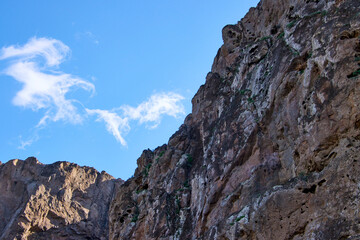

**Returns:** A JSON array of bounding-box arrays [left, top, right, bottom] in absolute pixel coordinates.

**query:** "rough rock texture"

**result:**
[[109, 0, 360, 239], [0, 157, 119, 240], [2, 0, 360, 239]]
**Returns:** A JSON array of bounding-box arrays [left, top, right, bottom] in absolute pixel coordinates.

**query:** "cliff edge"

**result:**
[[109, 0, 360, 239], [1, 0, 360, 239]]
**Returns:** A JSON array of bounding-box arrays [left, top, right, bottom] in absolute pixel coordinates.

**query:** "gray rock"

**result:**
[[0, 158, 121, 240], [2, 0, 360, 239]]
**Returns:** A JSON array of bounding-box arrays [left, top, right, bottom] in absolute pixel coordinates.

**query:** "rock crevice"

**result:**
[[1, 0, 360, 239]]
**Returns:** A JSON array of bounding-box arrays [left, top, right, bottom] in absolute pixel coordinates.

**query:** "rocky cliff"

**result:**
[[2, 0, 360, 239], [109, 0, 360, 239], [0, 158, 119, 240]]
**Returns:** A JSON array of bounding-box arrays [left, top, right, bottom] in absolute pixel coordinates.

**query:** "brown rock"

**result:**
[[2, 0, 360, 239], [0, 157, 120, 240], [109, 0, 360, 239]]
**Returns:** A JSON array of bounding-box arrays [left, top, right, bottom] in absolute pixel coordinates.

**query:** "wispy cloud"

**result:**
[[18, 134, 39, 150], [0, 37, 69, 66], [86, 108, 130, 146], [0, 37, 95, 126], [87, 92, 185, 146], [1, 37, 185, 148], [121, 92, 185, 128]]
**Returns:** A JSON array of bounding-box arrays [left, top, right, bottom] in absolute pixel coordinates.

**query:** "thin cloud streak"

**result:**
[[0, 37, 95, 126], [86, 108, 130, 146], [1, 37, 185, 148], [87, 92, 185, 146], [18, 134, 39, 150], [121, 92, 185, 128]]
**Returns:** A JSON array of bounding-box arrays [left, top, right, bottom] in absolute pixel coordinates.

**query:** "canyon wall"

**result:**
[[109, 0, 360, 239], [1, 0, 360, 239]]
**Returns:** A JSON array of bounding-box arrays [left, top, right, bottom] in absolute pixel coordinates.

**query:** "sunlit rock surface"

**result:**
[[109, 0, 360, 239], [2, 0, 360, 239], [0, 157, 119, 240]]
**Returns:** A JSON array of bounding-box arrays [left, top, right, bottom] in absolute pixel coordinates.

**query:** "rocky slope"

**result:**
[[1, 0, 360, 239], [109, 0, 360, 239], [0, 158, 119, 240]]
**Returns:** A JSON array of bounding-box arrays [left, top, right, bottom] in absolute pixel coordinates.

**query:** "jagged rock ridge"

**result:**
[[1, 0, 360, 239], [0, 157, 120, 240], [109, 0, 360, 239]]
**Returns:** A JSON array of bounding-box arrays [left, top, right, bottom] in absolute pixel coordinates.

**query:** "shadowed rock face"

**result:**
[[109, 0, 360, 239], [0, 157, 119, 240], [2, 0, 360, 239]]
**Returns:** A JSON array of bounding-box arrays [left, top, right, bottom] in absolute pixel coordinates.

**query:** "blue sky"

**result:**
[[0, 1, 259, 180]]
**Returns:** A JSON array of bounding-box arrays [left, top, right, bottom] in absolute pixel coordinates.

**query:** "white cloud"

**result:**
[[1, 37, 185, 148], [18, 134, 39, 150], [87, 92, 185, 146], [121, 92, 185, 128], [86, 108, 130, 146], [0, 37, 95, 126], [0, 37, 69, 66]]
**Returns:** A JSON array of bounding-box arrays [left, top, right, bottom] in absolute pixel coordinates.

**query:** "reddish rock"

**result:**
[[109, 0, 360, 239], [0, 157, 120, 240], [1, 0, 360, 239]]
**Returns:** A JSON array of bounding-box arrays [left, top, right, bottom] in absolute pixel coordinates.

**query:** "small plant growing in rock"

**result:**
[[131, 207, 140, 223], [175, 196, 181, 214], [131, 215, 138, 223], [239, 89, 251, 95], [186, 154, 193, 167], [236, 216, 245, 222], [347, 68, 360, 78], [277, 31, 285, 39], [305, 10, 326, 18], [159, 151, 165, 157], [156, 151, 165, 163], [183, 180, 190, 188], [136, 189, 145, 194], [263, 70, 270, 78], [143, 163, 152, 177], [259, 36, 271, 41], [306, 51, 313, 60], [286, 19, 298, 29]]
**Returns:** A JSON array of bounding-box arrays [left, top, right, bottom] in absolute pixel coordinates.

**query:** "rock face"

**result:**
[[0, 157, 119, 240], [109, 0, 360, 239], [2, 0, 360, 239]]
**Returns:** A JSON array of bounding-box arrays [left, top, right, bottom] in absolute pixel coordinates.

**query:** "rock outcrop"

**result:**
[[0, 157, 119, 240], [1, 0, 360, 239], [109, 0, 360, 239]]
